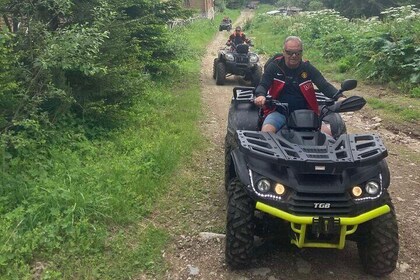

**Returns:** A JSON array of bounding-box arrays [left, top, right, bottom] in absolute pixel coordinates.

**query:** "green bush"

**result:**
[[410, 87, 420, 98], [252, 5, 420, 93], [338, 57, 353, 73]]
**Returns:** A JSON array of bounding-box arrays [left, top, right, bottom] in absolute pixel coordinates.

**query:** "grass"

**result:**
[[367, 98, 419, 122], [0, 9, 240, 280]]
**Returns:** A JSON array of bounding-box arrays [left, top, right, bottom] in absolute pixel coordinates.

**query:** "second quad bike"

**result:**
[[213, 43, 262, 87], [224, 80, 399, 277], [219, 20, 232, 31]]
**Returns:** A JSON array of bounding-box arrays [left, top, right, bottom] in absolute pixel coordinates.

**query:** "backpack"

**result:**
[[264, 53, 283, 71]]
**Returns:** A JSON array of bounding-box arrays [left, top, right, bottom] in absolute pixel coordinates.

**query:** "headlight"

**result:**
[[225, 53, 234, 61], [365, 181, 380, 195], [249, 54, 259, 63], [351, 186, 363, 197], [274, 183, 286, 196], [256, 179, 271, 193]]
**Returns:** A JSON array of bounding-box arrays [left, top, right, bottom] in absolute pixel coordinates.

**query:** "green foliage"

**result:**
[[0, 32, 20, 130], [321, 0, 419, 18], [251, 5, 420, 93], [337, 56, 354, 73], [0, 0, 190, 136], [215, 0, 227, 11], [0, 2, 216, 277], [226, 0, 247, 9], [410, 87, 420, 98]]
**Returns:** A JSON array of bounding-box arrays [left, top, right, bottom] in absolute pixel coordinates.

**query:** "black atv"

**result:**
[[224, 80, 399, 277], [219, 20, 232, 31], [213, 43, 262, 87]]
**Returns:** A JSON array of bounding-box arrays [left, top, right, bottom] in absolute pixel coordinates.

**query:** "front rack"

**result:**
[[237, 131, 387, 173]]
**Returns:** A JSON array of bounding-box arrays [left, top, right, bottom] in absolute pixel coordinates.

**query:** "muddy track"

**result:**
[[163, 10, 420, 280]]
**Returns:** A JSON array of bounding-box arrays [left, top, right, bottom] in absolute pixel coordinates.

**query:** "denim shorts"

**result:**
[[263, 111, 286, 132]]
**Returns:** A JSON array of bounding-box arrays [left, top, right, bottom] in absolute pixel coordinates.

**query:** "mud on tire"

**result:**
[[356, 194, 399, 277], [225, 178, 255, 268]]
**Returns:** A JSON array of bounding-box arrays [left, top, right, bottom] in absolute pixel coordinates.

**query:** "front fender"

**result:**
[[231, 148, 250, 186]]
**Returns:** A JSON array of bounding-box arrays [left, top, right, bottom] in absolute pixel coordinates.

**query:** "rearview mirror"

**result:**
[[341, 79, 357, 92]]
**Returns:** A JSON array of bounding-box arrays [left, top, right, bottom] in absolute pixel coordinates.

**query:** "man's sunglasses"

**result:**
[[284, 50, 303, 56]]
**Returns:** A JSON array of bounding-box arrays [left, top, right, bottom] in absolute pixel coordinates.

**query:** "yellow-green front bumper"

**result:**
[[256, 202, 390, 249]]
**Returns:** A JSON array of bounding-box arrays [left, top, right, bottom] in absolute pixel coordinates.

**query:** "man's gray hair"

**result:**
[[283, 36, 303, 49]]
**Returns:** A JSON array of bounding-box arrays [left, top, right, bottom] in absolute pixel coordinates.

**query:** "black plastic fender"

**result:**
[[231, 148, 251, 186], [227, 101, 260, 135]]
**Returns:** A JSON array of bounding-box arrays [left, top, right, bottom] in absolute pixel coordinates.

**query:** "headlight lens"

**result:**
[[351, 186, 363, 197], [256, 179, 271, 193], [225, 53, 234, 61], [249, 54, 259, 63], [274, 183, 286, 195], [365, 181, 380, 195]]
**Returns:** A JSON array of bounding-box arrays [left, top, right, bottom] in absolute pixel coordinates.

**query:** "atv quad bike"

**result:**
[[224, 80, 399, 277], [213, 43, 262, 87], [219, 20, 232, 31]]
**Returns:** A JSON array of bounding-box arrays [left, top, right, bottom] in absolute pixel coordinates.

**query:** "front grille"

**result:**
[[236, 56, 249, 63], [288, 191, 353, 216]]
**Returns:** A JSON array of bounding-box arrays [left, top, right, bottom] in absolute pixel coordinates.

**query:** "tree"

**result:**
[[0, 0, 191, 151]]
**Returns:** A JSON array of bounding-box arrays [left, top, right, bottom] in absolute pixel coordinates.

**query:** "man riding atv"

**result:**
[[223, 34, 398, 280], [213, 26, 261, 87], [254, 36, 343, 137], [226, 26, 251, 48]]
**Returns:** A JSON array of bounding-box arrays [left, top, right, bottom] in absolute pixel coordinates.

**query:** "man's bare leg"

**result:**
[[261, 124, 277, 133]]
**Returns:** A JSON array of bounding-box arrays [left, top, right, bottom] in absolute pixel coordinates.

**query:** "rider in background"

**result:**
[[222, 16, 232, 24], [226, 26, 251, 47], [254, 36, 343, 134]]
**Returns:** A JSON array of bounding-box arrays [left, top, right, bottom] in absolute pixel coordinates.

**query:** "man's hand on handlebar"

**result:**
[[254, 96, 266, 107]]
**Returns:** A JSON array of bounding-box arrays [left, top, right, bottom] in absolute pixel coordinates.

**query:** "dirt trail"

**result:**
[[163, 10, 420, 280]]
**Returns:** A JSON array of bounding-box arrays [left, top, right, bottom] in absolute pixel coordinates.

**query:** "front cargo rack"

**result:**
[[237, 130, 387, 173]]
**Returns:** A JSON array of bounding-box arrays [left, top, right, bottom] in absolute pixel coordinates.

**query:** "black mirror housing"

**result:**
[[327, 96, 366, 113], [341, 79, 357, 92]]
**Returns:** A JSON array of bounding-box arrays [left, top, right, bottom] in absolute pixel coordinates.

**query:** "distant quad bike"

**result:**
[[219, 20, 232, 31], [247, 3, 257, 9], [213, 43, 262, 87], [224, 80, 399, 277]]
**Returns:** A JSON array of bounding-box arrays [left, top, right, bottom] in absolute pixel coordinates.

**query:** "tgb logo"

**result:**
[[314, 203, 331, 209]]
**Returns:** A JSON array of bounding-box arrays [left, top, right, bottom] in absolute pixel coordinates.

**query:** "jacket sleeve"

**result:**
[[226, 34, 233, 44], [242, 34, 249, 43], [255, 63, 276, 97], [306, 62, 338, 98]]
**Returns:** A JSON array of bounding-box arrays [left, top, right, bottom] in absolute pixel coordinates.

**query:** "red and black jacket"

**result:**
[[227, 32, 250, 46], [256, 55, 338, 118]]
